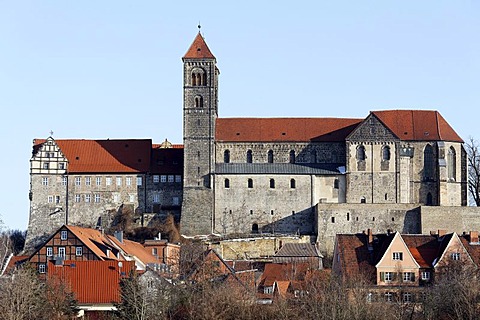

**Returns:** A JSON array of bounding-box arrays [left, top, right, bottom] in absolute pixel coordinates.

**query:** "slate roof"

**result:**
[[274, 243, 323, 258], [215, 163, 343, 175], [216, 118, 362, 142], [47, 260, 135, 304], [183, 32, 216, 59], [372, 110, 463, 142]]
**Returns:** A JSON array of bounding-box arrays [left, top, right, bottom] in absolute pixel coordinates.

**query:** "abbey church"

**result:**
[[26, 32, 469, 250]]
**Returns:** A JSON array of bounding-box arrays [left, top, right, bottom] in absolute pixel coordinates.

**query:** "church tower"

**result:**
[[180, 30, 219, 235]]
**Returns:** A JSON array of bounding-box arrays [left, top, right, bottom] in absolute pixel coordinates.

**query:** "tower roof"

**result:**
[[183, 32, 216, 59]]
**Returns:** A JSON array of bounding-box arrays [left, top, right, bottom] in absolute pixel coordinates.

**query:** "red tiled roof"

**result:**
[[216, 118, 362, 142], [66, 225, 117, 260], [107, 236, 159, 266], [183, 32, 215, 59], [1, 255, 28, 275], [259, 262, 310, 287], [402, 235, 441, 268], [47, 260, 135, 304], [34, 139, 152, 173], [372, 110, 463, 142]]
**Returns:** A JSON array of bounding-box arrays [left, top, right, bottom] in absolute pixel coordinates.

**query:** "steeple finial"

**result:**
[[49, 130, 54, 137], [198, 22, 201, 33]]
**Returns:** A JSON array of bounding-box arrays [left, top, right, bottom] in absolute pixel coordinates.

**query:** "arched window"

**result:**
[[423, 145, 434, 181], [382, 146, 391, 161], [191, 68, 206, 86], [356, 145, 366, 161], [426, 193, 433, 206], [247, 178, 253, 188], [267, 150, 274, 163], [290, 179, 296, 189], [252, 223, 259, 233], [194, 96, 203, 108], [448, 146, 456, 181], [289, 150, 295, 164], [360, 196, 366, 203], [246, 150, 253, 163], [224, 179, 230, 188], [334, 178, 339, 189], [224, 150, 230, 163], [270, 179, 275, 189]]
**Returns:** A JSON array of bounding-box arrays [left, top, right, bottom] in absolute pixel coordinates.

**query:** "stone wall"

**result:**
[[420, 206, 480, 235]]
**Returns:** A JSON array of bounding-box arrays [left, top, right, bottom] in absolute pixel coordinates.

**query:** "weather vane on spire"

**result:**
[[198, 22, 201, 33], [49, 130, 54, 137]]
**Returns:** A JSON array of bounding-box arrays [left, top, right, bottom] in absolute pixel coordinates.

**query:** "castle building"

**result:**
[[26, 31, 467, 250]]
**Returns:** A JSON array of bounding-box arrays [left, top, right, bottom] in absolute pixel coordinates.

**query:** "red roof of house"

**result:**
[[183, 32, 215, 59], [216, 118, 362, 142], [258, 262, 310, 287], [47, 260, 136, 304], [107, 235, 159, 265], [372, 110, 463, 142], [34, 139, 152, 173], [402, 235, 441, 268]]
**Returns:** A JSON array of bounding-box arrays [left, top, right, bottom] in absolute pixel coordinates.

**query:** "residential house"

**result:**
[[273, 242, 323, 269]]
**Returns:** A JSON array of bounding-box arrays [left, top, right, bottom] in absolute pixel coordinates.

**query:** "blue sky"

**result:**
[[1, 1, 479, 230]]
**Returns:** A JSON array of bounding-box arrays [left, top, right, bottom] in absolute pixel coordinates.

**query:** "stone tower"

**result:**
[[180, 31, 219, 235]]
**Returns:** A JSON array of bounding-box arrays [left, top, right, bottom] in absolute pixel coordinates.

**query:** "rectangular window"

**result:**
[[393, 252, 403, 261], [403, 272, 414, 282], [452, 252, 461, 261], [75, 194, 80, 202], [75, 177, 81, 186], [62, 177, 67, 186], [38, 264, 46, 274], [160, 175, 167, 183], [42, 177, 49, 186], [60, 230, 68, 240], [129, 194, 135, 202], [116, 177, 122, 186], [59, 163, 65, 170], [168, 175, 174, 183], [96, 177, 102, 186], [43, 162, 49, 170], [173, 197, 179, 206], [106, 177, 112, 186], [94, 194, 100, 203], [137, 177, 142, 186], [55, 195, 60, 204], [153, 175, 160, 183], [85, 194, 91, 203], [175, 175, 182, 183], [403, 292, 413, 303], [153, 193, 160, 203], [385, 272, 393, 282], [385, 292, 393, 302], [75, 247, 83, 256], [421, 271, 430, 281], [152, 248, 158, 255], [58, 247, 66, 257], [85, 177, 91, 186], [46, 247, 53, 257], [113, 194, 120, 202], [48, 196, 53, 203], [126, 176, 132, 186]]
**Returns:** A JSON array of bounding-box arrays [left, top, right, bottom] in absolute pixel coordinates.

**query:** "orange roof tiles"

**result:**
[[372, 110, 463, 142], [108, 236, 159, 265], [47, 260, 135, 304], [66, 225, 117, 260], [34, 139, 152, 173], [216, 118, 362, 142], [183, 32, 216, 59], [402, 235, 440, 268]]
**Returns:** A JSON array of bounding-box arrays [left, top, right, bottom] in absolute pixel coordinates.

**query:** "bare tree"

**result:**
[[466, 137, 480, 206]]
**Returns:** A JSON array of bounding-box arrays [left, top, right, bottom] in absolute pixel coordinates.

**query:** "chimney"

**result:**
[[438, 229, 447, 238], [470, 231, 479, 244], [367, 229, 373, 250], [114, 230, 124, 243]]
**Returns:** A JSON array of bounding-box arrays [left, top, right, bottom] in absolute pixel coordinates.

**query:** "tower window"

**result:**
[[290, 179, 296, 189], [448, 146, 456, 181], [270, 179, 275, 189], [224, 150, 230, 163], [248, 179, 253, 188], [382, 145, 391, 161], [267, 150, 274, 163], [195, 96, 203, 108], [224, 179, 230, 188], [246, 150, 253, 163], [357, 145, 366, 161], [289, 150, 295, 164], [423, 144, 434, 181], [334, 178, 339, 189]]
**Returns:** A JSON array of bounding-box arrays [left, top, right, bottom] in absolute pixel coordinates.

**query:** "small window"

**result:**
[[58, 247, 66, 257], [175, 175, 182, 183], [136, 177, 143, 186], [106, 177, 112, 186], [94, 194, 100, 203], [129, 194, 135, 202], [384, 272, 393, 282], [43, 162, 49, 170], [160, 175, 167, 183], [267, 150, 274, 163], [382, 145, 391, 161], [42, 177, 49, 186], [421, 271, 430, 281], [153, 175, 159, 183], [334, 178, 339, 189], [168, 175, 174, 183], [76, 247, 83, 256], [246, 150, 253, 163], [153, 193, 160, 203], [62, 177, 67, 186], [224, 178, 230, 188], [356, 145, 366, 161], [385, 292, 393, 302], [46, 247, 53, 257], [75, 177, 81, 186], [224, 150, 230, 163], [85, 194, 91, 203], [403, 272, 414, 282], [290, 179, 296, 189], [96, 177, 102, 186], [85, 177, 91, 186], [250, 210, 254, 215], [452, 252, 461, 261], [38, 264, 46, 274], [126, 177, 132, 186], [403, 292, 413, 303], [55, 195, 60, 204], [59, 163, 65, 170], [361, 197, 366, 203], [60, 230, 68, 240], [48, 195, 53, 203], [116, 177, 122, 186], [75, 194, 80, 202], [269, 179, 275, 189], [331, 217, 335, 223], [248, 179, 253, 188], [393, 252, 403, 261]]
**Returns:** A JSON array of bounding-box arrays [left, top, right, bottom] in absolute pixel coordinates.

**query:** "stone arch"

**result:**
[[191, 67, 206, 86]]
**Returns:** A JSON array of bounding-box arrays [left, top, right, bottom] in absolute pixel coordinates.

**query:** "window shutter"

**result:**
[[380, 272, 385, 281], [392, 272, 397, 281], [411, 272, 415, 282]]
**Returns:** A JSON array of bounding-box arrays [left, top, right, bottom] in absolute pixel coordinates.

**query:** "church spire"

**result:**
[[183, 30, 216, 60]]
